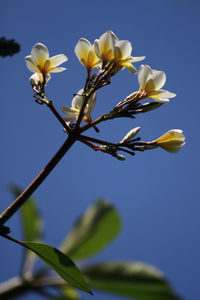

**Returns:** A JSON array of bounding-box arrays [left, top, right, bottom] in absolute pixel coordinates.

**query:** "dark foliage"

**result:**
[[0, 37, 20, 57]]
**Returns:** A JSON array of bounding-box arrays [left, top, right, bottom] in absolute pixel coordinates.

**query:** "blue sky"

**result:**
[[1, 1, 200, 300]]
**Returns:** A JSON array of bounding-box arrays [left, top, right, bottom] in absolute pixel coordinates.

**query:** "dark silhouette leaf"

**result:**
[[0, 37, 20, 57]]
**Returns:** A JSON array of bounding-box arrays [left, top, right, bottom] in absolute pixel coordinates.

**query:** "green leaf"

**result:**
[[83, 261, 183, 300], [60, 199, 121, 261], [9, 184, 43, 272], [9, 184, 42, 242], [22, 241, 92, 295]]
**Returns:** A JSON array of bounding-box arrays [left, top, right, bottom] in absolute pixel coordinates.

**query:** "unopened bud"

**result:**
[[116, 154, 126, 161], [145, 129, 185, 153], [126, 91, 138, 101], [120, 127, 141, 143], [29, 73, 43, 93], [140, 102, 163, 112]]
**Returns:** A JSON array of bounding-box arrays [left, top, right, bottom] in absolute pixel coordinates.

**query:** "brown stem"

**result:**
[[47, 101, 71, 133], [75, 92, 92, 130], [0, 276, 30, 299], [84, 70, 91, 92], [0, 275, 68, 300], [74, 69, 109, 131], [0, 134, 76, 226], [33, 95, 71, 134], [79, 139, 98, 150], [79, 134, 115, 146], [74, 71, 93, 130], [80, 114, 107, 133]]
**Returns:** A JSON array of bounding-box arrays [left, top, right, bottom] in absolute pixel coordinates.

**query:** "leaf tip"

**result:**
[[89, 289, 93, 295]]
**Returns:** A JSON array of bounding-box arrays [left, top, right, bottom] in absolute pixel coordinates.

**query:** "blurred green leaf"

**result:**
[[9, 184, 42, 242], [22, 242, 92, 295], [9, 184, 43, 273], [83, 261, 183, 300], [60, 199, 121, 261], [59, 285, 80, 300]]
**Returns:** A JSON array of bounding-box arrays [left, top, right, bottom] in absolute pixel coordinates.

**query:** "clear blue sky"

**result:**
[[1, 1, 200, 300]]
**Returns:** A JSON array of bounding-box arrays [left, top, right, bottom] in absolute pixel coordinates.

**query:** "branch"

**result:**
[[0, 277, 30, 299]]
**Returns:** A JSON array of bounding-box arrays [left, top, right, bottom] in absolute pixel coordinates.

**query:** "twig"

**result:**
[[33, 95, 71, 134]]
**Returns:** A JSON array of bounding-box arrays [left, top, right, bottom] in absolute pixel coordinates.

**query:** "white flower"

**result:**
[[61, 89, 96, 123], [75, 38, 101, 71], [25, 43, 68, 81], [94, 30, 145, 73], [138, 65, 176, 103], [146, 129, 185, 153], [94, 31, 118, 66]]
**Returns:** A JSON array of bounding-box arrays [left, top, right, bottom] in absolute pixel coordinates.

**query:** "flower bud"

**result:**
[[29, 72, 43, 93], [120, 127, 141, 143], [116, 154, 126, 161], [139, 102, 163, 112], [145, 129, 185, 153]]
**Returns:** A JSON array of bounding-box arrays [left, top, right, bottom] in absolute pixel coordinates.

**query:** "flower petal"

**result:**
[[63, 114, 79, 122], [159, 141, 185, 153], [61, 106, 80, 114], [128, 56, 146, 63], [87, 91, 96, 112], [31, 43, 49, 67], [94, 39, 100, 58], [98, 30, 117, 61], [114, 40, 132, 60], [92, 60, 102, 69], [75, 38, 91, 66], [156, 129, 185, 143], [25, 56, 40, 72], [87, 48, 100, 70], [146, 129, 185, 153], [138, 65, 152, 90], [49, 54, 68, 68], [48, 67, 66, 73], [72, 89, 84, 110], [148, 89, 176, 101], [153, 98, 169, 103], [146, 70, 166, 91], [123, 63, 137, 74], [148, 89, 176, 98]]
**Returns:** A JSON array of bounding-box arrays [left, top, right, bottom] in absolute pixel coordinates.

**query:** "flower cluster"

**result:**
[[25, 30, 185, 157], [75, 30, 145, 74]]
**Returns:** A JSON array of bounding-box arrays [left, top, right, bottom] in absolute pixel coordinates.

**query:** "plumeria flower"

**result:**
[[25, 43, 68, 82], [146, 130, 185, 153], [94, 30, 145, 73], [75, 38, 101, 72], [94, 31, 117, 67], [61, 89, 96, 123], [138, 65, 176, 102]]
